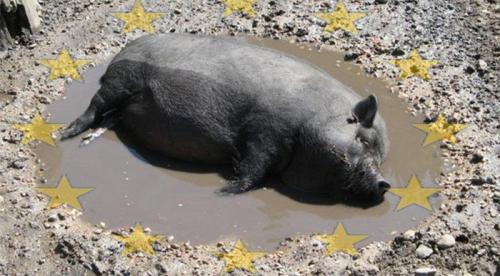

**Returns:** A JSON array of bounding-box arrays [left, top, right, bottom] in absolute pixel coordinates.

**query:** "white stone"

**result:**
[[415, 267, 437, 276], [416, 245, 433, 259], [478, 59, 488, 70], [437, 234, 455, 249], [403, 230, 416, 240]]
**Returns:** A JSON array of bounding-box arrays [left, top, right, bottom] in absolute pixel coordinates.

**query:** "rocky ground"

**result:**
[[0, 0, 499, 275]]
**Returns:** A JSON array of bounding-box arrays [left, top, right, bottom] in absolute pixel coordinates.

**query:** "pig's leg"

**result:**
[[217, 125, 295, 195]]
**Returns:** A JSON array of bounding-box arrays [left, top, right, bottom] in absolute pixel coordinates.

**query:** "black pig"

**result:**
[[61, 34, 390, 204]]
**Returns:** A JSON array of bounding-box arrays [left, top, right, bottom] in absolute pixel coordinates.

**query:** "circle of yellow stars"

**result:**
[[8, 0, 470, 267]]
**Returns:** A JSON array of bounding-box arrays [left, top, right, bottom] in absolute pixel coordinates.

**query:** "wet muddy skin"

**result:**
[[35, 37, 442, 250]]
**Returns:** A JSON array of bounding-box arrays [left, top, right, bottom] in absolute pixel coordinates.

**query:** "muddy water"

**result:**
[[35, 37, 442, 250]]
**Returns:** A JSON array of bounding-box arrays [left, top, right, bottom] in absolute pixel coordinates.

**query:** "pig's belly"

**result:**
[[117, 98, 234, 164]]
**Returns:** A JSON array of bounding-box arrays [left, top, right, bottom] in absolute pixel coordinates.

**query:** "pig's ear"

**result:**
[[352, 94, 378, 128]]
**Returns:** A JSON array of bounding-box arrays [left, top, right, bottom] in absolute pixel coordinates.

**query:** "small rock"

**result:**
[[10, 160, 25, 169], [57, 213, 65, 221], [415, 267, 437, 276], [464, 65, 475, 74], [375, 0, 388, 3], [470, 153, 483, 163], [391, 48, 405, 57], [477, 248, 486, 256], [91, 261, 108, 274], [437, 234, 455, 249], [47, 214, 58, 222], [0, 195, 4, 204], [155, 262, 168, 273], [344, 51, 360, 61], [416, 245, 433, 259], [93, 228, 103, 234], [295, 28, 308, 37], [403, 230, 416, 240], [478, 59, 488, 70]]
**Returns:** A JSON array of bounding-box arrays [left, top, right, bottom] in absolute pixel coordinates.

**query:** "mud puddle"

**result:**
[[35, 37, 442, 250]]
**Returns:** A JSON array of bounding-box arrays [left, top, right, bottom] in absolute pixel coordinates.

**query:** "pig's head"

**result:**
[[281, 94, 390, 206], [335, 94, 390, 204]]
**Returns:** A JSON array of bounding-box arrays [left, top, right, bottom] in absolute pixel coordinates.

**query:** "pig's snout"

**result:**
[[376, 178, 391, 195], [338, 157, 391, 204]]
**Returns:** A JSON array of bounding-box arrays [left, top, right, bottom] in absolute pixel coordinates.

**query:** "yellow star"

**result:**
[[216, 240, 265, 273], [414, 113, 466, 146], [389, 175, 441, 211], [221, 0, 256, 17], [37, 176, 92, 210], [314, 2, 366, 34], [315, 223, 368, 256], [113, 223, 162, 256], [389, 49, 439, 80], [11, 112, 64, 146], [111, 0, 165, 33], [37, 49, 90, 81]]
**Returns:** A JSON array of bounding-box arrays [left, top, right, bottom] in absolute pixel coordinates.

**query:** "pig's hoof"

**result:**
[[215, 185, 241, 196], [215, 180, 249, 196]]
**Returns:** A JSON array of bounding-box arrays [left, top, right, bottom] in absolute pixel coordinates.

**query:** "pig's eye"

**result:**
[[357, 136, 370, 146]]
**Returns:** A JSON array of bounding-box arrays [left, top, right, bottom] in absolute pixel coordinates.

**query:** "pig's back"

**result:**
[[111, 34, 361, 116]]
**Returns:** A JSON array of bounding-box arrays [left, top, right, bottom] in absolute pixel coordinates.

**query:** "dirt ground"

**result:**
[[0, 0, 498, 275]]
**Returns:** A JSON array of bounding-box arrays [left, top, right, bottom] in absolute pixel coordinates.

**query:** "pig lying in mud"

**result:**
[[61, 34, 390, 204]]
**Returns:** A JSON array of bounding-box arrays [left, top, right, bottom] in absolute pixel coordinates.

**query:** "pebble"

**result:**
[[478, 59, 488, 70], [155, 262, 168, 273], [437, 234, 455, 249], [477, 248, 486, 256], [403, 230, 416, 240], [416, 245, 433, 259], [0, 195, 4, 204], [415, 267, 437, 276], [47, 214, 58, 222], [344, 51, 359, 61], [470, 153, 484, 163]]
